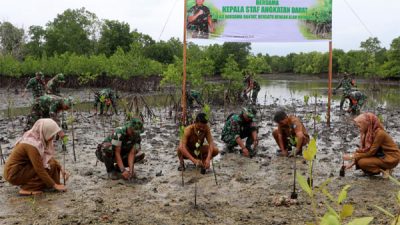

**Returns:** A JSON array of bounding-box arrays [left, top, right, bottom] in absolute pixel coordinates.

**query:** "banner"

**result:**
[[186, 0, 332, 42]]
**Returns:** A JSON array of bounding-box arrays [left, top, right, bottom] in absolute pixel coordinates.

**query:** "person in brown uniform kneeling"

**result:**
[[273, 110, 310, 157], [3, 119, 68, 195], [177, 113, 219, 174], [343, 112, 400, 178]]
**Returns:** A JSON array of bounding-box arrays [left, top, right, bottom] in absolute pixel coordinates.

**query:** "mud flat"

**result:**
[[0, 89, 400, 225]]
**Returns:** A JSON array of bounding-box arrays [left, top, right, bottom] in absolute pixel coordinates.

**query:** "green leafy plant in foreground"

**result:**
[[297, 138, 374, 225], [373, 176, 400, 224]]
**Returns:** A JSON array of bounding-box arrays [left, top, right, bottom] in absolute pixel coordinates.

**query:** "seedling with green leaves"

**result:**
[[297, 138, 374, 225], [373, 175, 400, 225]]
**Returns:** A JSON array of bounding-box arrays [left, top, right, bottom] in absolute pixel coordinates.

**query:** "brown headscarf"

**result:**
[[354, 112, 384, 153], [15, 119, 61, 169]]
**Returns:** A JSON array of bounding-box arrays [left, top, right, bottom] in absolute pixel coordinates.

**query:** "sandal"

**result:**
[[19, 189, 43, 196]]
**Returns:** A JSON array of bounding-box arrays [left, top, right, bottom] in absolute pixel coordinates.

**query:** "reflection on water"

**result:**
[[257, 78, 400, 109]]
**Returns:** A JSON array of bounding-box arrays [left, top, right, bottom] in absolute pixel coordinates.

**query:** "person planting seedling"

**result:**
[[272, 110, 310, 157], [177, 113, 219, 174], [342, 112, 400, 178], [221, 107, 258, 157], [94, 88, 119, 115], [95, 118, 145, 180]]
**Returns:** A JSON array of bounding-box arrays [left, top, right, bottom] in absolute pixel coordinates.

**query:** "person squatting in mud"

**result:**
[[96, 118, 145, 180], [3, 119, 68, 195], [347, 90, 367, 115], [273, 110, 310, 157], [333, 72, 356, 111], [22, 71, 46, 99], [46, 73, 66, 96], [342, 112, 400, 178], [94, 88, 119, 115], [221, 107, 259, 157], [186, 89, 204, 108], [26, 94, 73, 130], [177, 113, 219, 174]]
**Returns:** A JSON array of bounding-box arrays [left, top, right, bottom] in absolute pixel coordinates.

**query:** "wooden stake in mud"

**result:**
[[291, 148, 298, 199], [181, 0, 188, 126], [181, 166, 185, 187], [211, 159, 218, 186], [61, 139, 67, 185], [327, 41, 333, 127], [0, 144, 5, 165]]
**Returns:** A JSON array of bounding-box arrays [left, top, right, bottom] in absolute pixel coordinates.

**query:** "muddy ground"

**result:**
[[0, 89, 400, 225]]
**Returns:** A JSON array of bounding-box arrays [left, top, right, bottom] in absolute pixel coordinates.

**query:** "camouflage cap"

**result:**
[[35, 71, 44, 78], [242, 107, 256, 120], [129, 118, 144, 133], [56, 73, 66, 82]]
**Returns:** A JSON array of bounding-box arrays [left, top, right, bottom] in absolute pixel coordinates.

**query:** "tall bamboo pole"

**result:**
[[327, 41, 333, 127], [181, 0, 188, 125]]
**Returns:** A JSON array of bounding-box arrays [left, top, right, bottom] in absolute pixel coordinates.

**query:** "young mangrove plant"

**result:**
[[297, 138, 374, 225], [373, 175, 400, 224]]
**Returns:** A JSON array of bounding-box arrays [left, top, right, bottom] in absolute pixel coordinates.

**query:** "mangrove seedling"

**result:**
[[298, 138, 374, 225]]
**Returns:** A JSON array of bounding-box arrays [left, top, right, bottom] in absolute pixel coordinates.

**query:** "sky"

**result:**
[[0, 0, 399, 56]]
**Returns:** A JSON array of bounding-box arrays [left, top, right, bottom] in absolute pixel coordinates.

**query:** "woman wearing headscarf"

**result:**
[[343, 112, 400, 177], [4, 118, 68, 195]]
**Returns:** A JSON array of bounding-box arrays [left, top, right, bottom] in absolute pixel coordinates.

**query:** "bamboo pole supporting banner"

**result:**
[[327, 41, 333, 127], [181, 0, 188, 125]]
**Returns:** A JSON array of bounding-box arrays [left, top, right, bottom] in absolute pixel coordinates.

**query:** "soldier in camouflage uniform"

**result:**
[[26, 95, 73, 130], [46, 73, 65, 96], [187, 0, 214, 39], [347, 90, 367, 115], [95, 118, 145, 180], [244, 75, 261, 104], [221, 107, 259, 157], [23, 72, 46, 98], [273, 110, 310, 157], [334, 73, 356, 110], [94, 88, 118, 115], [186, 90, 203, 108]]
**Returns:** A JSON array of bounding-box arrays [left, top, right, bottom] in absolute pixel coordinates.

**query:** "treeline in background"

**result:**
[[0, 8, 399, 87]]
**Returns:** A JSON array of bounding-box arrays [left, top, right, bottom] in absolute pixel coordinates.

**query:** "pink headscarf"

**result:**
[[354, 112, 384, 153], [15, 119, 61, 169]]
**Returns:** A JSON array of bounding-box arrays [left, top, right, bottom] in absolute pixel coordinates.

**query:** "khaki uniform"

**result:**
[[4, 143, 61, 191], [355, 130, 400, 174]]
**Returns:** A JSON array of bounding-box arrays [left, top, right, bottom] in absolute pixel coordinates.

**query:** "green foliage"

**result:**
[[179, 125, 185, 139], [297, 172, 312, 196], [98, 20, 133, 56], [44, 8, 99, 56], [246, 55, 271, 75], [203, 104, 211, 121], [304, 95, 310, 106], [0, 54, 21, 77], [0, 21, 25, 59], [374, 175, 400, 224], [303, 138, 317, 161], [298, 138, 374, 225]]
